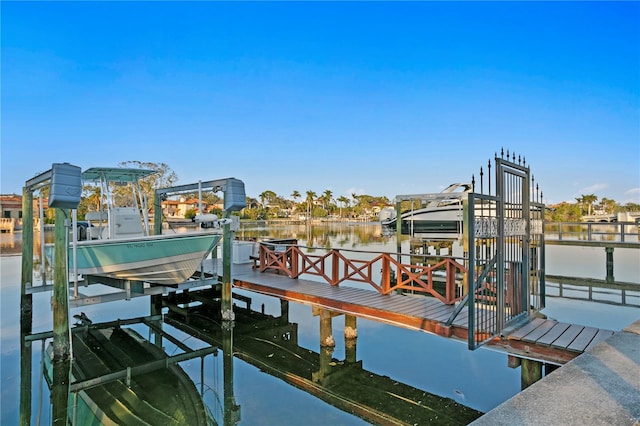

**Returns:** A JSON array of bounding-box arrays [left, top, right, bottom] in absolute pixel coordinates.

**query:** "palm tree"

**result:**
[[291, 190, 301, 214], [305, 190, 317, 220], [600, 197, 617, 214], [337, 195, 349, 219], [582, 194, 598, 216], [259, 191, 268, 209], [258, 190, 277, 209], [322, 189, 333, 213]]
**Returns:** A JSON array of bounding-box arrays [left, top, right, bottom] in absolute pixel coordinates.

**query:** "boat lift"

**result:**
[[153, 177, 246, 321]]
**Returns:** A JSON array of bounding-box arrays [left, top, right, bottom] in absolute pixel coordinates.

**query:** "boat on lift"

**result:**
[[379, 183, 472, 236], [70, 167, 223, 285]]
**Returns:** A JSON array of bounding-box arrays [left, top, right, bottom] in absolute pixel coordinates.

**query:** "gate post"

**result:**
[[495, 160, 506, 332]]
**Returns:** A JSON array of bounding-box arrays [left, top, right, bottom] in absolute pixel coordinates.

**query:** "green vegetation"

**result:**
[[548, 194, 640, 222], [34, 161, 640, 223], [239, 189, 390, 221]]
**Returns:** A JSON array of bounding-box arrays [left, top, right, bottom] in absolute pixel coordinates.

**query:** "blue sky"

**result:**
[[2, 1, 639, 205]]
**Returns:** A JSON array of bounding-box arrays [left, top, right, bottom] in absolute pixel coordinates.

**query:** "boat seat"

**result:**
[[111, 207, 145, 238], [86, 211, 108, 221]]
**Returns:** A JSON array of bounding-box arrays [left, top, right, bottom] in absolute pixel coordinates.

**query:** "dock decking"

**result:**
[[231, 263, 614, 364], [472, 320, 640, 425]]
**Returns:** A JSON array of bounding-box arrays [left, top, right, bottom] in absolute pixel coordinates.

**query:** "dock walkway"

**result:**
[[471, 320, 640, 425], [230, 262, 614, 364]]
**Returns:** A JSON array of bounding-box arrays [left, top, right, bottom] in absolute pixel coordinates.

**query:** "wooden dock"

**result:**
[[232, 263, 614, 365]]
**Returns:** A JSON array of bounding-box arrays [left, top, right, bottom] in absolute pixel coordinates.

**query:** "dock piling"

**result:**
[[20, 187, 33, 330], [319, 309, 335, 348], [52, 208, 70, 362], [605, 247, 615, 283], [345, 315, 357, 364], [520, 358, 543, 389], [221, 219, 234, 321]]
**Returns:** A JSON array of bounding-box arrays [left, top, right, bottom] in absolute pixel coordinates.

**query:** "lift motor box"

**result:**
[[49, 163, 82, 209], [224, 178, 247, 212]]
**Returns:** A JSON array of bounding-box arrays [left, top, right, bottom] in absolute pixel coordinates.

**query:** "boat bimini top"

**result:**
[[81, 167, 157, 183]]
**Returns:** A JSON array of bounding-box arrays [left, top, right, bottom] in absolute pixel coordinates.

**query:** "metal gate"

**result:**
[[466, 151, 545, 349]]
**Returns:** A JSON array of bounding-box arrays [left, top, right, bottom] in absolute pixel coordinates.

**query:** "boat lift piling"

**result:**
[[153, 177, 246, 321], [19, 163, 81, 424], [20, 187, 34, 332], [21, 163, 82, 364]]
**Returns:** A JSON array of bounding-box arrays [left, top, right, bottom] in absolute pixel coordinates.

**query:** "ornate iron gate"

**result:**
[[466, 151, 545, 349]]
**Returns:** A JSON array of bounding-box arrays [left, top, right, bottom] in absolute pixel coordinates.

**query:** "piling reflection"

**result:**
[[21, 286, 482, 425], [164, 288, 483, 425]]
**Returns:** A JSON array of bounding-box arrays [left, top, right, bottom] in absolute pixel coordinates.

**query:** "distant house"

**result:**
[[161, 199, 181, 217], [0, 194, 23, 220], [160, 197, 223, 219], [0, 194, 23, 232]]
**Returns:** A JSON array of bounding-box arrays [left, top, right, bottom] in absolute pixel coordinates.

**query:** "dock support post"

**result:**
[[521, 358, 543, 389], [19, 331, 32, 425], [20, 186, 34, 425], [605, 247, 614, 283], [280, 299, 289, 324], [345, 315, 357, 364], [51, 358, 71, 425], [20, 187, 33, 330], [52, 208, 70, 362], [51, 208, 71, 424], [314, 311, 335, 384], [151, 294, 163, 347], [319, 309, 335, 348], [222, 321, 240, 424], [221, 219, 234, 321]]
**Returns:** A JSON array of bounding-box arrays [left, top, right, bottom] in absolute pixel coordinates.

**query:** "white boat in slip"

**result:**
[[70, 167, 222, 285], [379, 183, 473, 236]]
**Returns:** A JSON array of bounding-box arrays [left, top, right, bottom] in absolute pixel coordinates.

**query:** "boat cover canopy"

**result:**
[[82, 167, 157, 183]]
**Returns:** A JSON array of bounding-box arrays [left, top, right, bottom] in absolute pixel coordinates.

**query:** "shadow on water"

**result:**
[[23, 289, 482, 425]]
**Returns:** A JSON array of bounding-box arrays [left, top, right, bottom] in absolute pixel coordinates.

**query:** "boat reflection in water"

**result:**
[[163, 288, 482, 425], [43, 323, 217, 425], [31, 288, 481, 425]]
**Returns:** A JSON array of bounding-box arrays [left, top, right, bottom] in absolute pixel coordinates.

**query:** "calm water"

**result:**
[[1, 224, 639, 425]]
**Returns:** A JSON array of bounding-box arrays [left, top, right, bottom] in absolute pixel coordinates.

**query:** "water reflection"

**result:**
[[23, 291, 482, 425], [24, 314, 226, 425], [5, 223, 638, 425]]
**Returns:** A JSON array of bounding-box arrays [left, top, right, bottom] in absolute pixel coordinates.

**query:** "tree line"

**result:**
[[30, 161, 640, 223], [546, 194, 639, 222], [244, 189, 390, 220]]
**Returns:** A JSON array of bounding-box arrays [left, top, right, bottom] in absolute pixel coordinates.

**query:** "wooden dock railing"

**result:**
[[257, 239, 466, 304]]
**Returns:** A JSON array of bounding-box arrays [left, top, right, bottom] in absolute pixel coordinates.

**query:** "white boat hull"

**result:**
[[71, 232, 221, 285], [381, 206, 465, 234]]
